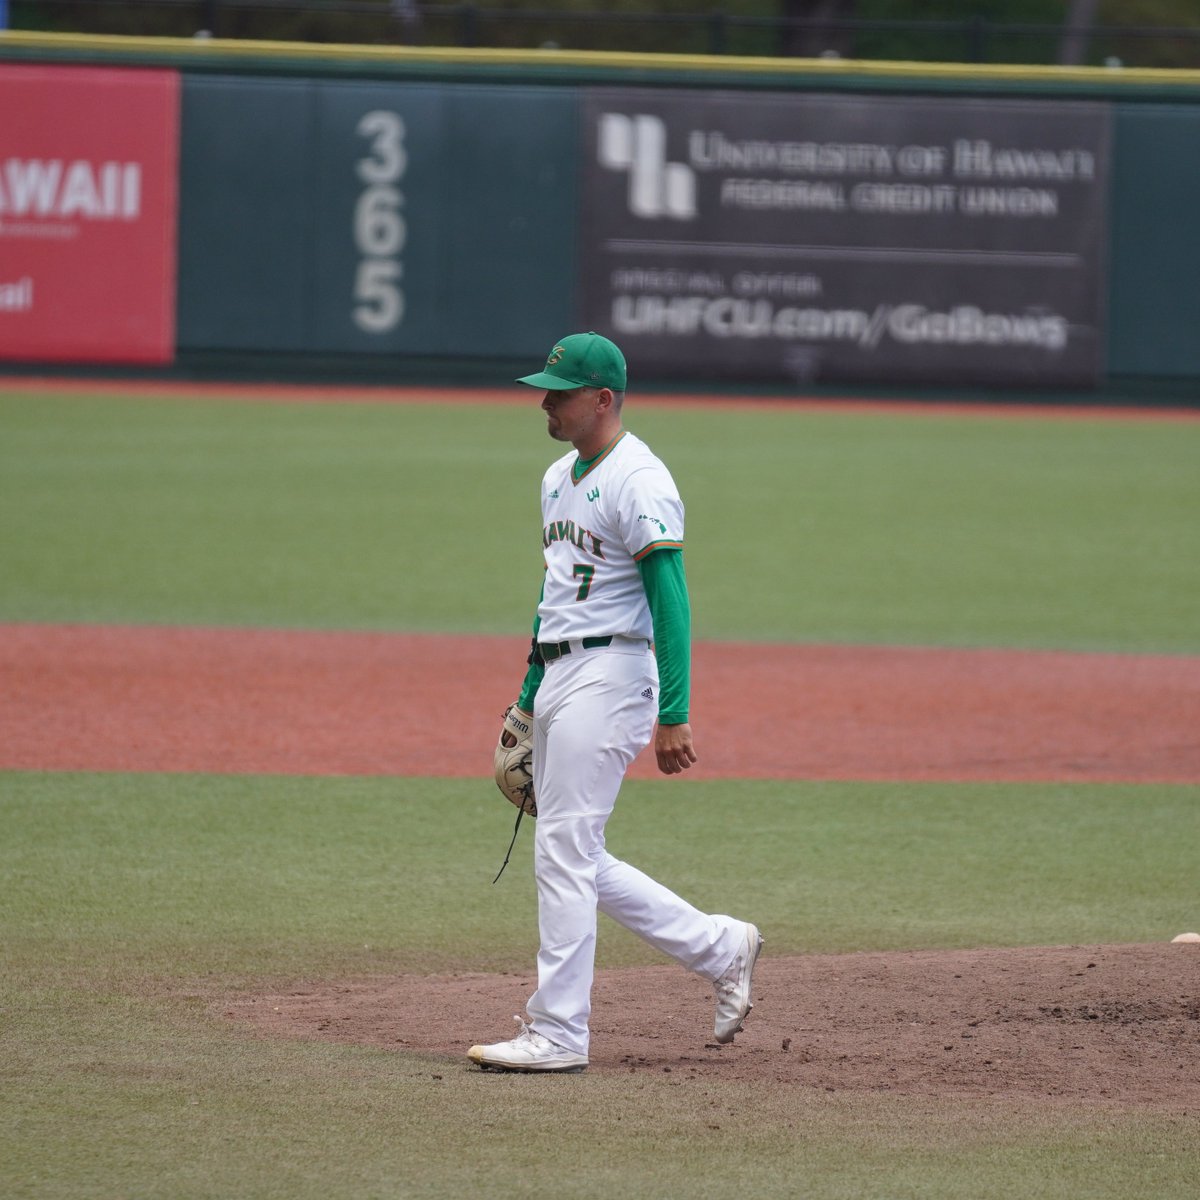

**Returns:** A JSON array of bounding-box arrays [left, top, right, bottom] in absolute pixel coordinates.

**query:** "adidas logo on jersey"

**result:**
[[641, 687, 654, 700]]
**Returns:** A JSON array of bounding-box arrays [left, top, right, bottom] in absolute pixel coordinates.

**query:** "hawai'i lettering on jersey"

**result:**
[[543, 519, 605, 558]]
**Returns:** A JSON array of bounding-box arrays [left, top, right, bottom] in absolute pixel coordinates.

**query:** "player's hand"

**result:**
[[655, 722, 697, 775]]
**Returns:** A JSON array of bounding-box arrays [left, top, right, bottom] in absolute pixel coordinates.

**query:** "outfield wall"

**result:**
[[2, 33, 1199, 394]]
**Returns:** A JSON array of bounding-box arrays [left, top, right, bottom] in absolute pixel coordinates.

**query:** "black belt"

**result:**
[[538, 636, 613, 663]]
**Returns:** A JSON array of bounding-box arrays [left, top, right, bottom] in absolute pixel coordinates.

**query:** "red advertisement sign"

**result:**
[[0, 65, 180, 363]]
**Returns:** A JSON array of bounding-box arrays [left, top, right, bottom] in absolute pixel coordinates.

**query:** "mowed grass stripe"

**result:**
[[1, 390, 1197, 651], [4, 772, 1198, 979]]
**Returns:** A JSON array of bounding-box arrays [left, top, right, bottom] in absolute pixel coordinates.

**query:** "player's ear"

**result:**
[[594, 387, 614, 413]]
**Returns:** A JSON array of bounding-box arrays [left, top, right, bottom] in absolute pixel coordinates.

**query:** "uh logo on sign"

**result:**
[[597, 113, 697, 221]]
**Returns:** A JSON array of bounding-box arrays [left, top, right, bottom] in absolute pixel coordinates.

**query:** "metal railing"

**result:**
[[9, 1, 1200, 68]]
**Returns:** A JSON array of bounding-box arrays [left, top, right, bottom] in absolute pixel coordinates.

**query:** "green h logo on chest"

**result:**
[[586, 487, 600, 503], [543, 519, 605, 559]]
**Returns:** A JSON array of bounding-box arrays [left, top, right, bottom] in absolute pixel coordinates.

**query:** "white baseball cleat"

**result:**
[[712, 922, 764, 1044], [468, 1016, 589, 1073]]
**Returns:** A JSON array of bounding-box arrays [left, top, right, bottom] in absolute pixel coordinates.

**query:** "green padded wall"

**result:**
[[1107, 104, 1200, 379], [177, 77, 578, 360]]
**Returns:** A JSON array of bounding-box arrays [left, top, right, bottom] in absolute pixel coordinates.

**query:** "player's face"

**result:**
[[541, 386, 601, 445]]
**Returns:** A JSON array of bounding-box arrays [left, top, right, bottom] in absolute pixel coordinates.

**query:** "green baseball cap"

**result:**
[[516, 332, 627, 392]]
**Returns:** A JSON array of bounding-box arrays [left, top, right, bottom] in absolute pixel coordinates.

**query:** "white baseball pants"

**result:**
[[525, 641, 744, 1056]]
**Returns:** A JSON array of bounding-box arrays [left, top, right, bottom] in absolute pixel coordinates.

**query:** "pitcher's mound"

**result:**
[[225, 942, 1199, 1106]]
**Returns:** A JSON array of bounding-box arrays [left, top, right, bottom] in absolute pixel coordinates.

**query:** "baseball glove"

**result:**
[[494, 705, 536, 817]]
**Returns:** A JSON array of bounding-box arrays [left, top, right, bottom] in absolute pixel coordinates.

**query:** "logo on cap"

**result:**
[[516, 331, 627, 392]]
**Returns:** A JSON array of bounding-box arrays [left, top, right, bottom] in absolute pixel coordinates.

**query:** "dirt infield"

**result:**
[[4, 623, 1199, 781], [224, 943, 1200, 1106], [8, 620, 1199, 1106]]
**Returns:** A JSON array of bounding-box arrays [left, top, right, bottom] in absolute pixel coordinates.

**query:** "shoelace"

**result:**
[[510, 1015, 541, 1047], [510, 1015, 559, 1054], [717, 957, 739, 982], [714, 955, 745, 997]]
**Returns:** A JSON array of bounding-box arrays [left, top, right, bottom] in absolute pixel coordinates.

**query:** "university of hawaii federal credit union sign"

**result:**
[[0, 65, 180, 363], [579, 89, 1111, 387]]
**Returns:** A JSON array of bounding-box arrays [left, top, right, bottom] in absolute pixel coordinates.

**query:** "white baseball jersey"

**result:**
[[536, 431, 683, 643]]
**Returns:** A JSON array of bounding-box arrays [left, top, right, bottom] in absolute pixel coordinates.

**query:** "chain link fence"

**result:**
[[8, 1, 1200, 67]]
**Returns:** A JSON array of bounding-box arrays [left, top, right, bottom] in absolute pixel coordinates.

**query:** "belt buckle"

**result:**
[[541, 641, 568, 662]]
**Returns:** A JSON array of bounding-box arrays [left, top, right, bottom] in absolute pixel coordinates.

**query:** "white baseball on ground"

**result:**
[[1170, 932, 1200, 943]]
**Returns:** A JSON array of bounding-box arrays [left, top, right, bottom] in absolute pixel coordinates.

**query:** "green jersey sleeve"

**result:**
[[638, 547, 691, 725]]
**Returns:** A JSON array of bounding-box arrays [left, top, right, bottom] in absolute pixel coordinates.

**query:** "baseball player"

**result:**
[[469, 332, 762, 1073]]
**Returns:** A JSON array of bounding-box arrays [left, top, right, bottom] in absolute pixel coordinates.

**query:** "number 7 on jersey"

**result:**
[[572, 563, 595, 601]]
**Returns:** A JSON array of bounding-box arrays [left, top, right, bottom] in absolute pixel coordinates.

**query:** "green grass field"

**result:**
[[1, 390, 1197, 649], [2, 387, 1198, 1198]]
